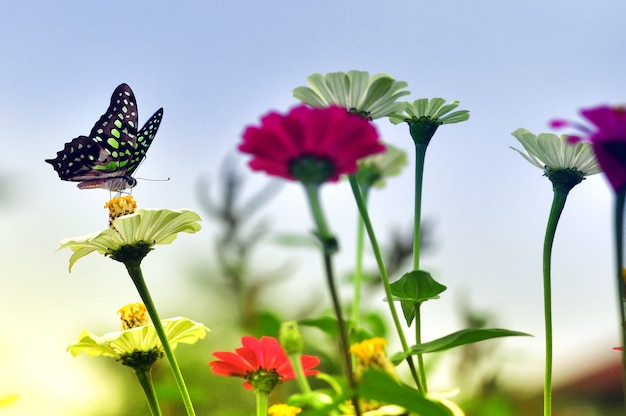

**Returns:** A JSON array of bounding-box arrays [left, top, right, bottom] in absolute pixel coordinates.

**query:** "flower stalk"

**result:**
[[302, 183, 360, 415], [256, 391, 269, 416], [134, 368, 163, 416], [411, 142, 428, 392], [348, 175, 421, 391], [614, 188, 626, 404], [541, 187, 569, 416], [123, 261, 196, 416]]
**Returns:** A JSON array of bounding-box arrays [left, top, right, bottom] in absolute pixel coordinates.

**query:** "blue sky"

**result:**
[[1, 0, 625, 414]]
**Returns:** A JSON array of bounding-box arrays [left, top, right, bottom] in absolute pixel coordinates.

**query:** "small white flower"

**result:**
[[511, 128, 601, 175], [389, 98, 470, 125]]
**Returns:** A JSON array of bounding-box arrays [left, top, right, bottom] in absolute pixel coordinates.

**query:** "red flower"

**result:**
[[239, 105, 385, 184], [209, 336, 320, 393], [551, 106, 626, 191]]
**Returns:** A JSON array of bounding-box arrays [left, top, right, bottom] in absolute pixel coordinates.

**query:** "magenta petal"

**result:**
[[238, 104, 383, 183]]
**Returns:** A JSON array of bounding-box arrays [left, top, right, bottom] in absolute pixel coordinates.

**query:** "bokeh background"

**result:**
[[1, 1, 625, 414]]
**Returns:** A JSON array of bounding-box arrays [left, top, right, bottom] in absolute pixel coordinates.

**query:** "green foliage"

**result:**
[[390, 328, 532, 364], [389, 270, 447, 326], [357, 370, 453, 416]]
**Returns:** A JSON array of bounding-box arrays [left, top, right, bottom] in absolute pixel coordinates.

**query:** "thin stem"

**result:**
[[256, 391, 268, 416], [125, 263, 196, 416], [134, 368, 162, 416], [614, 188, 626, 406], [287, 353, 312, 394], [302, 183, 361, 416], [412, 143, 428, 391], [303, 183, 334, 247], [322, 250, 361, 416], [542, 189, 569, 416], [413, 143, 426, 272], [351, 186, 368, 329], [348, 175, 422, 391]]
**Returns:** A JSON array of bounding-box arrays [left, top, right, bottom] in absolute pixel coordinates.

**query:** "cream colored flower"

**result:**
[[59, 208, 201, 271], [293, 70, 409, 119], [389, 98, 469, 125], [511, 128, 601, 175], [68, 316, 209, 361]]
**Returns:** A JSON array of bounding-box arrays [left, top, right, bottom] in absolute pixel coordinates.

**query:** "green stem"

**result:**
[[302, 183, 361, 416], [256, 391, 268, 416], [351, 187, 368, 329], [542, 189, 569, 416], [412, 143, 428, 391], [134, 368, 162, 416], [413, 143, 426, 272], [303, 183, 335, 250], [613, 188, 626, 406], [125, 263, 196, 416], [322, 251, 361, 416], [348, 175, 422, 391], [287, 353, 312, 394]]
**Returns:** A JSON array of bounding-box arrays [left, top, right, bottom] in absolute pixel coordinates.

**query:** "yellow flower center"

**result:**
[[117, 302, 148, 330], [350, 337, 398, 380], [104, 196, 137, 227], [350, 337, 387, 363], [268, 404, 302, 416]]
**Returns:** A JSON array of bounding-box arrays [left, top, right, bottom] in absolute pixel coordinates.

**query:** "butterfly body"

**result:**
[[46, 83, 163, 191]]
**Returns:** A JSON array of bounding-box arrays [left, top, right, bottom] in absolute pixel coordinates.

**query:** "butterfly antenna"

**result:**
[[135, 176, 171, 183]]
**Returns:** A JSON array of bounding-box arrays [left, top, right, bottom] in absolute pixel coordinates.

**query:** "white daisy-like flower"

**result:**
[[58, 196, 202, 271], [293, 70, 409, 120], [389, 97, 470, 125], [511, 128, 601, 175]]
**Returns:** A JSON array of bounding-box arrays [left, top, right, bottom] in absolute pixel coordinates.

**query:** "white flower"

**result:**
[[511, 128, 601, 175], [293, 70, 409, 120], [59, 207, 202, 271], [389, 98, 470, 125], [68, 316, 210, 360]]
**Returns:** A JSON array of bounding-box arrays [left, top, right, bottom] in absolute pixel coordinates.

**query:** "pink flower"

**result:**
[[209, 336, 320, 393], [551, 106, 626, 191], [239, 105, 385, 184]]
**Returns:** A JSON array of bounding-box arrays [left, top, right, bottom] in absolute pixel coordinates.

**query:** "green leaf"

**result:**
[[299, 316, 340, 337], [390, 270, 447, 302], [358, 370, 453, 416], [389, 270, 447, 326], [390, 328, 531, 363]]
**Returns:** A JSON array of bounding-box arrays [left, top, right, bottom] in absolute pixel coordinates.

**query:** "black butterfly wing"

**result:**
[[46, 84, 161, 190], [124, 107, 164, 178]]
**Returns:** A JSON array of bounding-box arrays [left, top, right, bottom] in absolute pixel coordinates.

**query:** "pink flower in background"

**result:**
[[239, 105, 385, 184], [209, 336, 320, 393], [551, 106, 626, 191]]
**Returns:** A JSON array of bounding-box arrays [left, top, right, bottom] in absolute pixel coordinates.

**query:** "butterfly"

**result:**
[[46, 83, 164, 191]]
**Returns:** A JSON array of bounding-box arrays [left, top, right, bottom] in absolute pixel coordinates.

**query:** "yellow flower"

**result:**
[[105, 195, 137, 225], [350, 338, 397, 378], [58, 204, 202, 271], [118, 302, 149, 330], [268, 403, 302, 416]]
